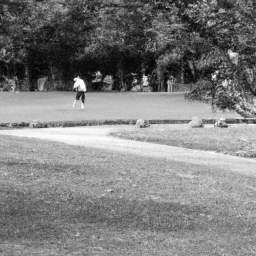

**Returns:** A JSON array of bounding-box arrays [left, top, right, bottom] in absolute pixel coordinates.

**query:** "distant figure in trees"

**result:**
[[7, 77, 16, 92], [167, 75, 175, 92], [92, 71, 103, 90], [132, 75, 138, 87], [95, 71, 102, 82], [13, 76, 19, 92], [73, 76, 87, 109], [130, 74, 142, 92], [142, 74, 149, 87]]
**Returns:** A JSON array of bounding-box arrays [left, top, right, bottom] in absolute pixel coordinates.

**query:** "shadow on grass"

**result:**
[[1, 135, 256, 255], [2, 185, 252, 244], [1, 187, 206, 242]]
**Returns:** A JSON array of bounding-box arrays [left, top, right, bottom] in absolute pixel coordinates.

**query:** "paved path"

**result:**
[[0, 124, 255, 176]]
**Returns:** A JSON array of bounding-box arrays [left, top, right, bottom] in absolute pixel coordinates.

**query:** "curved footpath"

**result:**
[[0, 124, 255, 177]]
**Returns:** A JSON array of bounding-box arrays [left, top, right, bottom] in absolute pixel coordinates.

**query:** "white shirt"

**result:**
[[74, 78, 86, 92], [142, 75, 149, 87]]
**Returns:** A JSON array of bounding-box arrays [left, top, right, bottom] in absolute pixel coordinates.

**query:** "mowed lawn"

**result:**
[[1, 135, 256, 255], [0, 91, 239, 123], [1, 91, 254, 255], [111, 124, 256, 158]]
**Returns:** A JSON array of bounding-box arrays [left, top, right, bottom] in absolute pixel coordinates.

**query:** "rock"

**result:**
[[214, 117, 228, 128], [102, 83, 112, 92], [130, 85, 142, 92], [102, 75, 113, 91], [37, 77, 48, 91], [142, 86, 153, 92], [136, 119, 150, 128], [189, 116, 204, 128], [103, 75, 113, 85], [29, 120, 40, 128], [120, 87, 127, 92]]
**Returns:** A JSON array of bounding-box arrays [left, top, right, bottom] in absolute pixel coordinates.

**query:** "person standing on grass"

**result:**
[[167, 75, 175, 92], [73, 76, 87, 109]]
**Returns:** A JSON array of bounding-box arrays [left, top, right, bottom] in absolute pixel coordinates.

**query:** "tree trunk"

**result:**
[[116, 52, 124, 91], [23, 64, 30, 91], [180, 58, 185, 84], [156, 60, 165, 92], [188, 60, 195, 80], [50, 65, 58, 90]]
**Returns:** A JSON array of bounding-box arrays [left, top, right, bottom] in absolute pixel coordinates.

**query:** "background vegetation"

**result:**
[[1, 0, 256, 116]]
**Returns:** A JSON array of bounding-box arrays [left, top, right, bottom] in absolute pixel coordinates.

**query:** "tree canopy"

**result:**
[[1, 0, 256, 116]]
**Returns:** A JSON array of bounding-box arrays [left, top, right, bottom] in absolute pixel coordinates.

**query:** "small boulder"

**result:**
[[214, 117, 228, 128], [136, 119, 150, 128], [142, 86, 153, 92], [130, 85, 142, 92], [189, 116, 204, 128]]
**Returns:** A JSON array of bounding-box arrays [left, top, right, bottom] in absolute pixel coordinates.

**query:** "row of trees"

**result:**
[[1, 0, 256, 116]]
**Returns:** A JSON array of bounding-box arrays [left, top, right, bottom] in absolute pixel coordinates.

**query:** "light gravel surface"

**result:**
[[0, 124, 255, 177]]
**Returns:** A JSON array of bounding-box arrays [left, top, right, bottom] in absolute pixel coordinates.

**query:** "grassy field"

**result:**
[[111, 124, 256, 159], [1, 134, 256, 255], [0, 91, 239, 123], [1, 91, 255, 255]]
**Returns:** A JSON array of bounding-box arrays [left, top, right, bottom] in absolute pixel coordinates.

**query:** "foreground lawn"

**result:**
[[1, 135, 256, 255], [111, 124, 256, 158]]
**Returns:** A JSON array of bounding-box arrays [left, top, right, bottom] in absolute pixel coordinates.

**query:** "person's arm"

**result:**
[[83, 80, 87, 92], [73, 81, 79, 91]]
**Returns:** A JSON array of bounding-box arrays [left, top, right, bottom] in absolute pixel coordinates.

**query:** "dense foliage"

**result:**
[[0, 0, 256, 116]]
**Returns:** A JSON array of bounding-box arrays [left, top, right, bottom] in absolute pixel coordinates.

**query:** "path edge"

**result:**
[[1, 118, 256, 129]]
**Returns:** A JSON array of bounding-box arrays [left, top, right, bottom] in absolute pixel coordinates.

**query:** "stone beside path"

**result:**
[[1, 117, 256, 129]]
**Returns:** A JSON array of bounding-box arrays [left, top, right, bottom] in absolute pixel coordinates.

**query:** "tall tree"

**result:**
[[0, 0, 68, 88], [81, 0, 149, 89], [143, 0, 201, 91], [184, 0, 256, 117]]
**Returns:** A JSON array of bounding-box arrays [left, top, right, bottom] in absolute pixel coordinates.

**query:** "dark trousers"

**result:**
[[76, 91, 85, 103]]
